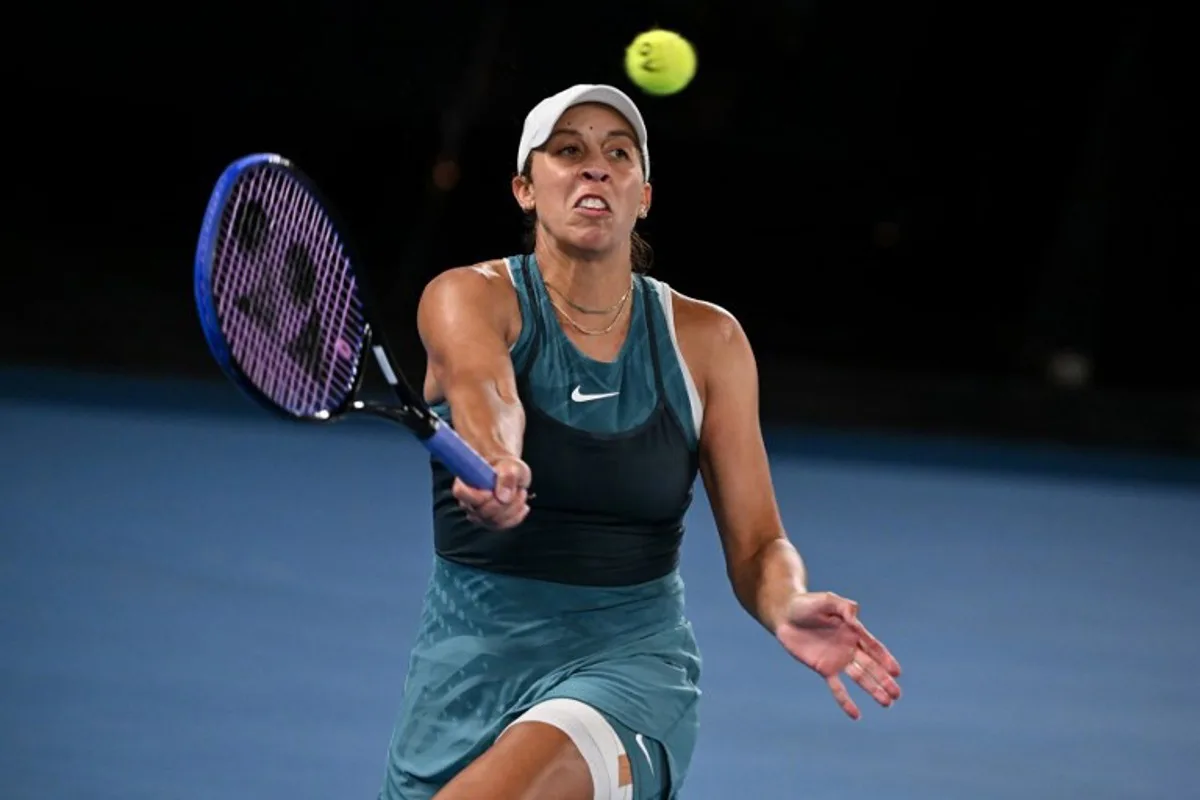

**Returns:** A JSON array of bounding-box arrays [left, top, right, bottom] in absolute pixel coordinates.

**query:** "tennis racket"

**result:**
[[193, 152, 496, 490]]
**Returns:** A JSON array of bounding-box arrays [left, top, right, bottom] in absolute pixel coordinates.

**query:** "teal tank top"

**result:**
[[429, 254, 702, 586]]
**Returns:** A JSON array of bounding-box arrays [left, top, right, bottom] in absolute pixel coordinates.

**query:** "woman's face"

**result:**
[[513, 102, 651, 258]]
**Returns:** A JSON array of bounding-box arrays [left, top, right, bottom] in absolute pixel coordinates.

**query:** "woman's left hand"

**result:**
[[775, 591, 903, 720]]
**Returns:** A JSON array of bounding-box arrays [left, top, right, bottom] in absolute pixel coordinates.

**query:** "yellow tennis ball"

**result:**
[[625, 29, 697, 96]]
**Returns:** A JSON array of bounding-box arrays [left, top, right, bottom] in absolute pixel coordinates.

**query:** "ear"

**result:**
[[512, 174, 535, 214], [638, 181, 653, 219]]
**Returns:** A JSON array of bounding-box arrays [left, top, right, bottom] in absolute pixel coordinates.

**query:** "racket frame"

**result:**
[[193, 153, 449, 442]]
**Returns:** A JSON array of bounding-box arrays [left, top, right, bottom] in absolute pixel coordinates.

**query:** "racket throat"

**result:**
[[351, 400, 437, 439]]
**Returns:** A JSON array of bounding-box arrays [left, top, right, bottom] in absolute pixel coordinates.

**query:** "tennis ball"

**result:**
[[625, 29, 697, 96]]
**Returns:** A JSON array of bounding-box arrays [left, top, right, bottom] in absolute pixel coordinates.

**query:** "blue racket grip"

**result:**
[[424, 422, 498, 490]]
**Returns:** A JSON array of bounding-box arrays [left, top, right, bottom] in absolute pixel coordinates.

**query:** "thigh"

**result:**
[[435, 698, 668, 800], [504, 699, 671, 800], [432, 699, 598, 800], [601, 713, 670, 800]]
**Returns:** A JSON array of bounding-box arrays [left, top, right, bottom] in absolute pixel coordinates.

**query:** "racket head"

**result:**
[[194, 153, 370, 422]]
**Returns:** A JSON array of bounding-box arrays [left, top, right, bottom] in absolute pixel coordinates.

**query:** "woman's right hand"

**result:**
[[452, 456, 532, 529]]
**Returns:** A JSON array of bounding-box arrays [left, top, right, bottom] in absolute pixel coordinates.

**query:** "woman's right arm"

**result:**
[[417, 263, 531, 525]]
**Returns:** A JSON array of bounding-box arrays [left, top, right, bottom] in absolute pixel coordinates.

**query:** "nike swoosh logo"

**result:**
[[570, 386, 619, 403]]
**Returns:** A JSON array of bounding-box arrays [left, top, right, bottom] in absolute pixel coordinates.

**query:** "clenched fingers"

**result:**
[[453, 481, 530, 529]]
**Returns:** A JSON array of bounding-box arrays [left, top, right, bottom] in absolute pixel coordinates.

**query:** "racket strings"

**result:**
[[220, 171, 303, 406], [210, 166, 366, 416], [218, 170, 307, 407]]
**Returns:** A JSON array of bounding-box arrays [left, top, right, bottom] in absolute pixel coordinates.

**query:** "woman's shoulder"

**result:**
[[428, 258, 517, 287], [420, 258, 523, 341], [648, 278, 743, 349], [646, 279, 750, 399]]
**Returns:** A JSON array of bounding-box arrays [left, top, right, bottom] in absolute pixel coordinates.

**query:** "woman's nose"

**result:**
[[580, 167, 610, 182]]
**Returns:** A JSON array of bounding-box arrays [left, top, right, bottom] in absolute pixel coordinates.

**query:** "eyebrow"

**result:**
[[547, 127, 638, 143]]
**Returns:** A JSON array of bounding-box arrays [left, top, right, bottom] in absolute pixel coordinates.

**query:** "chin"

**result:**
[[560, 229, 623, 259]]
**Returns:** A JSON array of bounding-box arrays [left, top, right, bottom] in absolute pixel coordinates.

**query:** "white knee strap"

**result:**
[[504, 697, 633, 800]]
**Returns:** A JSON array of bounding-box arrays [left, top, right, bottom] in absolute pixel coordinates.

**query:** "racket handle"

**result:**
[[425, 423, 498, 490]]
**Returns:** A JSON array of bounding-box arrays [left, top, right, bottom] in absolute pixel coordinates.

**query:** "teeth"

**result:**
[[578, 197, 608, 210]]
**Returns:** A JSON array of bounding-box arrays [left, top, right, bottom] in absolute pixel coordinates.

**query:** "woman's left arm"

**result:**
[[686, 301, 805, 635], [682, 296, 902, 719]]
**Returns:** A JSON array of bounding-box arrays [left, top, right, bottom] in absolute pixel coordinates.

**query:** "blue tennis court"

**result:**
[[3, 369, 1198, 799]]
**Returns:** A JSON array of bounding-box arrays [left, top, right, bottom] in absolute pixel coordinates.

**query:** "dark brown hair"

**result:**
[[517, 155, 654, 273]]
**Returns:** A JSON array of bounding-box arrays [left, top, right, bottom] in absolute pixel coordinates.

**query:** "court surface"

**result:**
[[2, 369, 1199, 799]]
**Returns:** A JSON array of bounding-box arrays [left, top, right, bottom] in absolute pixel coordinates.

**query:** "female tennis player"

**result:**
[[378, 84, 902, 800]]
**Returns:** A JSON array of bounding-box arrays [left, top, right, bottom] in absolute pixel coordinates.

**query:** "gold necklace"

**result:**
[[547, 280, 634, 336], [544, 280, 631, 315]]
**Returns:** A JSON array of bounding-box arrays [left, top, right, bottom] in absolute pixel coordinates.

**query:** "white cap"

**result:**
[[516, 84, 650, 179]]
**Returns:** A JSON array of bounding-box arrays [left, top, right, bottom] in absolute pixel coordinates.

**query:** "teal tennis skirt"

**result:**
[[378, 556, 703, 799]]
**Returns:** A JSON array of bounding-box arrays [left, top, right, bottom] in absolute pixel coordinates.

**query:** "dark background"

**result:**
[[6, 0, 1198, 455], [4, 6, 1200, 798]]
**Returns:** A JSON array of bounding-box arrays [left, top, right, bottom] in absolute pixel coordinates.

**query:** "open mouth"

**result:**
[[575, 195, 611, 213]]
